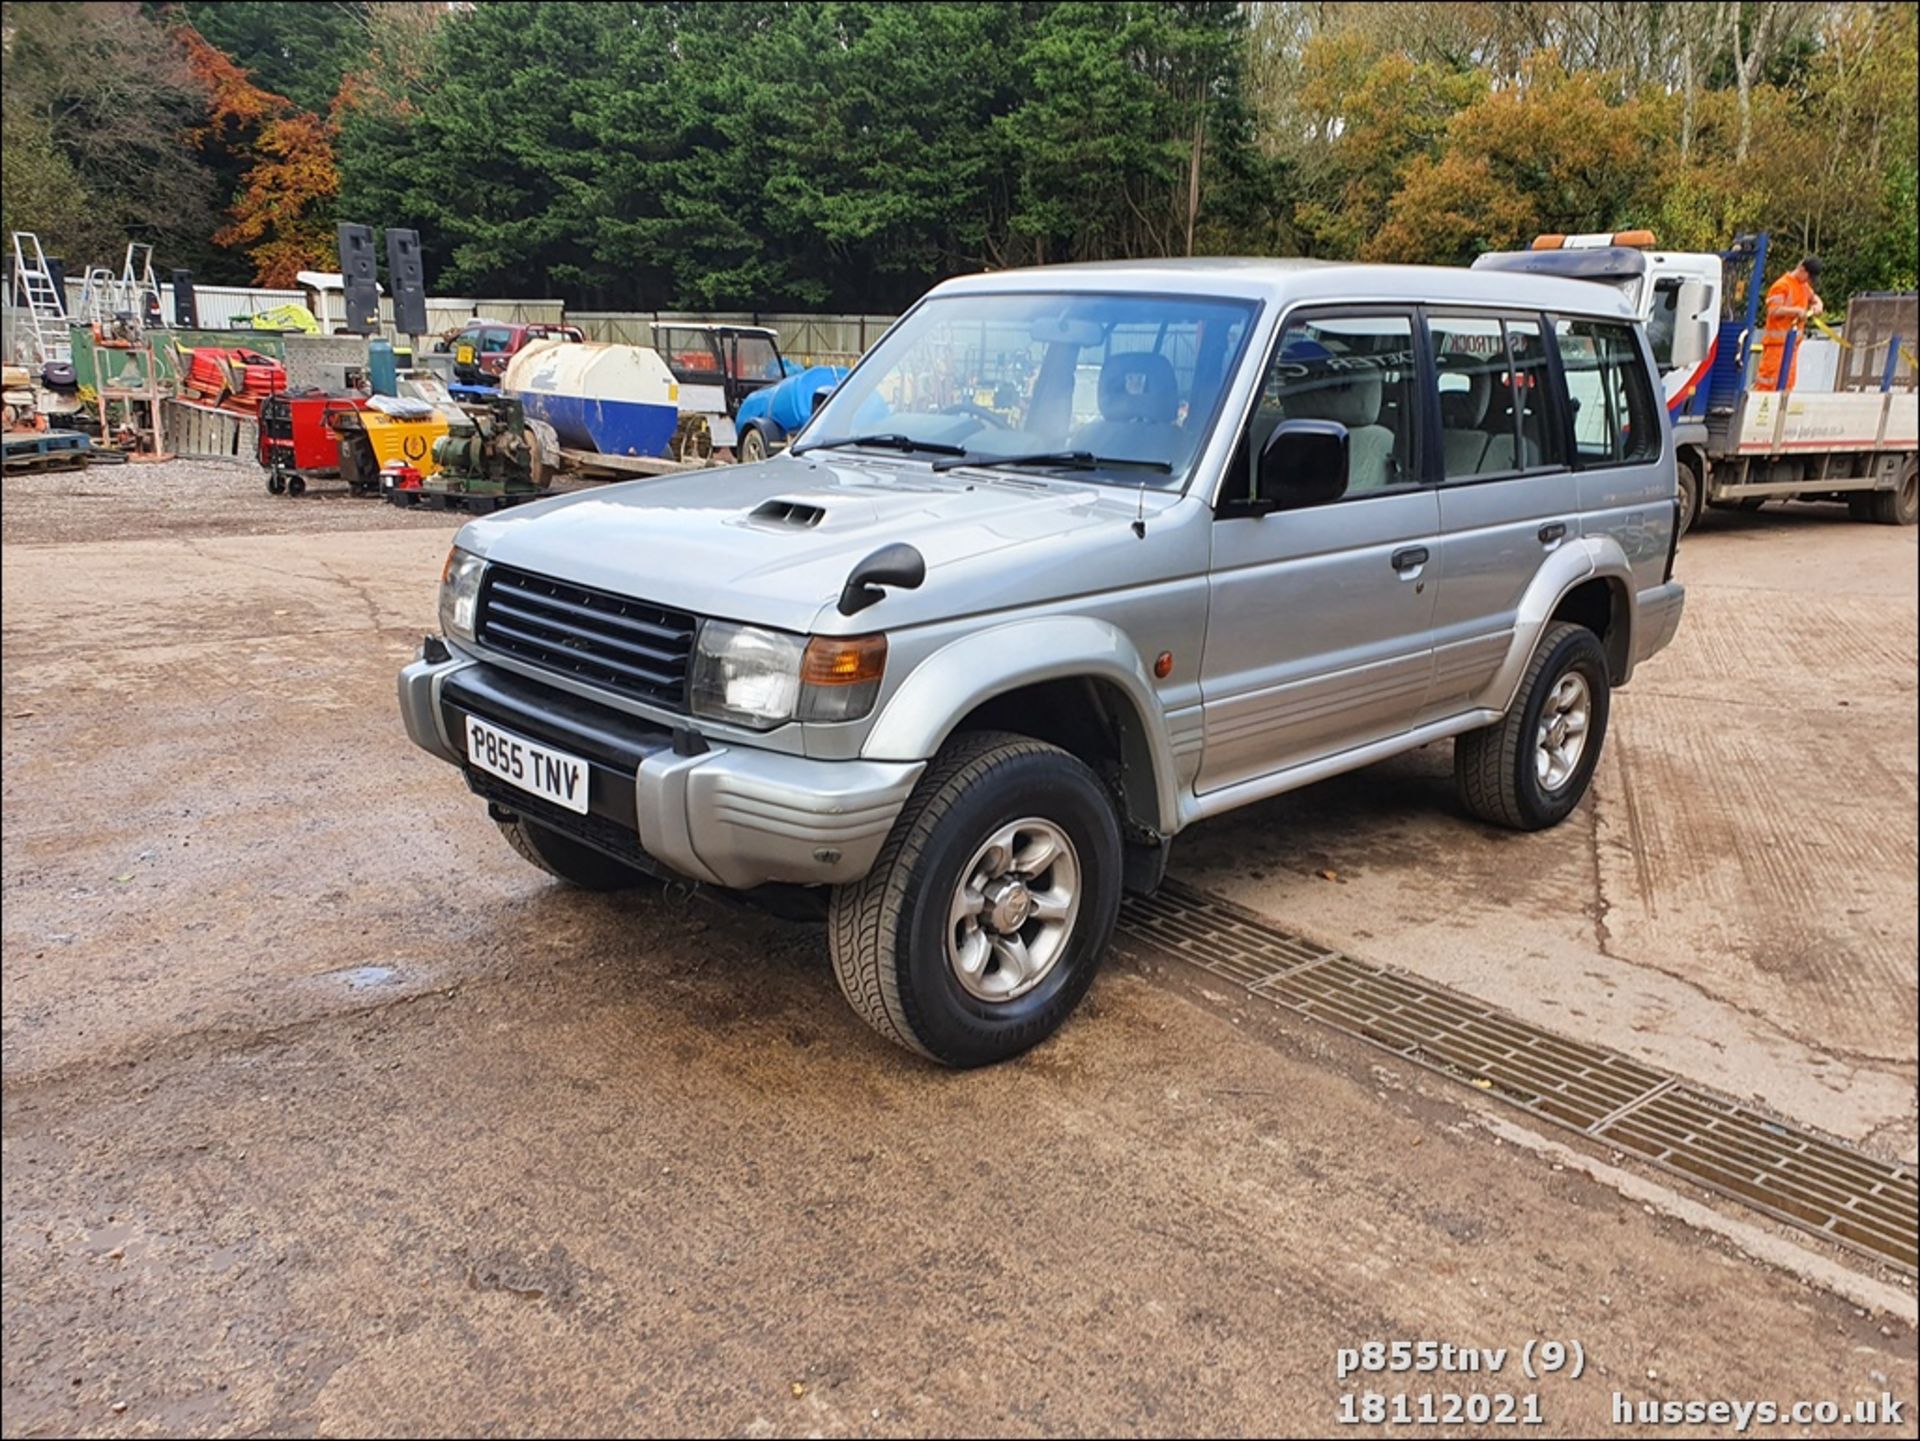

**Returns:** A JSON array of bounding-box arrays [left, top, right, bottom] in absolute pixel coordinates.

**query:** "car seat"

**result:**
[[1439, 368, 1493, 476], [1071, 352, 1182, 466]]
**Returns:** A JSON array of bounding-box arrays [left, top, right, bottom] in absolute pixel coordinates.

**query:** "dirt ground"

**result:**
[[3, 459, 1915, 1437]]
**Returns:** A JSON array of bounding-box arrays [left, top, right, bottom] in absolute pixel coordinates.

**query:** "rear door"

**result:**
[[1198, 308, 1441, 794], [1423, 311, 1578, 717]]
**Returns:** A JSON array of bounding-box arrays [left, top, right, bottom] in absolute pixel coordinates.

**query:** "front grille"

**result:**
[[477, 565, 696, 711]]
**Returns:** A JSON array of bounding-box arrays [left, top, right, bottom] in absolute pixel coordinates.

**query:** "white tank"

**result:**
[[504, 340, 682, 457]]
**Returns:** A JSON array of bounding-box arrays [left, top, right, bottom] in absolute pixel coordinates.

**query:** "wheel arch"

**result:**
[[1485, 540, 1636, 711], [861, 617, 1180, 836]]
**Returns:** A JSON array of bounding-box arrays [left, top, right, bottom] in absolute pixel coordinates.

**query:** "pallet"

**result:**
[[383, 485, 549, 514], [2, 430, 92, 473], [163, 400, 259, 461], [557, 445, 718, 479]]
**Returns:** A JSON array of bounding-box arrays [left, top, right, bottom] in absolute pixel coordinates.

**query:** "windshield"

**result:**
[[803, 290, 1258, 487]]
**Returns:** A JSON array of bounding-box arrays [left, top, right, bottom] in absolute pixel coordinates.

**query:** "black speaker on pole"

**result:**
[[171, 269, 199, 328], [336, 222, 380, 334], [385, 228, 428, 337]]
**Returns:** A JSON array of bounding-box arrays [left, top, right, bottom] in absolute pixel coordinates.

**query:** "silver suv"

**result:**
[[400, 260, 1685, 1066]]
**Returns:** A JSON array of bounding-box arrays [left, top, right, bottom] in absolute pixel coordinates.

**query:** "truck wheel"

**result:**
[[828, 731, 1122, 1067], [1455, 622, 1611, 832], [496, 814, 652, 891], [1676, 458, 1701, 535], [738, 426, 768, 464], [1865, 458, 1919, 526]]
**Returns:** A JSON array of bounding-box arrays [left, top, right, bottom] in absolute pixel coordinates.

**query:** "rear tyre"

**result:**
[[828, 731, 1122, 1067], [738, 426, 768, 464], [496, 814, 652, 891], [1675, 458, 1702, 535], [287, 475, 306, 498], [1455, 622, 1611, 832], [1865, 458, 1919, 526]]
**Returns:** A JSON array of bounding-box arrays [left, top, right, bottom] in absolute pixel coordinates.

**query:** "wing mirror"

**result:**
[[1252, 419, 1350, 511], [811, 385, 835, 416]]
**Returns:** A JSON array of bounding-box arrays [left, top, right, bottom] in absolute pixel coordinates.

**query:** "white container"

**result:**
[[504, 340, 681, 456]]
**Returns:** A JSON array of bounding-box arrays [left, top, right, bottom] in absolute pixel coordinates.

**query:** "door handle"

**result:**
[[1538, 522, 1568, 544], [1390, 546, 1429, 573]]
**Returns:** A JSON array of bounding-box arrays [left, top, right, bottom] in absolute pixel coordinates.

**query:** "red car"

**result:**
[[442, 321, 583, 385]]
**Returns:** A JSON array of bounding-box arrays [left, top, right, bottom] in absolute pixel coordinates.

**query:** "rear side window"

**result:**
[[1429, 314, 1564, 478], [1554, 319, 1659, 467]]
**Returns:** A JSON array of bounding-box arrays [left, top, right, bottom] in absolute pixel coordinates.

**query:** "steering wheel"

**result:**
[[939, 401, 1003, 428]]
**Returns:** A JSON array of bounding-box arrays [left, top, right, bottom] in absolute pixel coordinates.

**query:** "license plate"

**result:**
[[465, 716, 589, 815]]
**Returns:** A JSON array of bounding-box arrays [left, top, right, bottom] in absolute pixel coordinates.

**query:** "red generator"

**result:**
[[258, 391, 369, 497]]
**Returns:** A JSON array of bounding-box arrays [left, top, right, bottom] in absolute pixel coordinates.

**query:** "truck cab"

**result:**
[[1475, 232, 1724, 421], [651, 323, 789, 416]]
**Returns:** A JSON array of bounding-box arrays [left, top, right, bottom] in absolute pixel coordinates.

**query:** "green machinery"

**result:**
[[385, 394, 556, 513]]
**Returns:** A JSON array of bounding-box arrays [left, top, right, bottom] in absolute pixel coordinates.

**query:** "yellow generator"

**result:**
[[332, 390, 457, 491]]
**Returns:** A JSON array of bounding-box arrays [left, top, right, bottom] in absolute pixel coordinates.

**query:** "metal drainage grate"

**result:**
[[1117, 881, 1919, 1275]]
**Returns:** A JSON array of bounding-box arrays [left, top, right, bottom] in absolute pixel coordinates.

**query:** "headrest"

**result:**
[[1098, 351, 1178, 424], [1294, 370, 1382, 428], [1440, 373, 1490, 428]]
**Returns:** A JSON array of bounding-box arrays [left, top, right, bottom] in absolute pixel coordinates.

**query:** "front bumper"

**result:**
[[398, 648, 924, 889]]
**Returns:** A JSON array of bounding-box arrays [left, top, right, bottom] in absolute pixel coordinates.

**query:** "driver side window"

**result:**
[[1251, 313, 1419, 498]]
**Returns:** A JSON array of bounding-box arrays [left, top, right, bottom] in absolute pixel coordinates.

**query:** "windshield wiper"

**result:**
[[791, 433, 969, 458], [930, 449, 1173, 475]]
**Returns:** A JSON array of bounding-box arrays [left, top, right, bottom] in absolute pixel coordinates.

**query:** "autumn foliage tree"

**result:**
[[178, 22, 338, 287]]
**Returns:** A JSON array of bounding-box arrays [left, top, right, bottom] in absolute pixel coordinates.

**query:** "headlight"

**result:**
[[439, 547, 486, 642], [690, 624, 887, 730]]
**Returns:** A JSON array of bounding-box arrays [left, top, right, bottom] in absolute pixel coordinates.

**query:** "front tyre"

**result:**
[[828, 731, 1122, 1067], [738, 426, 769, 464], [1455, 622, 1611, 831]]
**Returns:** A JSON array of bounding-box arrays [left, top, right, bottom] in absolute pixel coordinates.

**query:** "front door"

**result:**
[[1198, 310, 1440, 794]]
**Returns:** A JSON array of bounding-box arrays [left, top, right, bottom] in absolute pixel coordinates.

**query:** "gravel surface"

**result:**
[[2, 480, 1914, 1434], [0, 454, 602, 545]]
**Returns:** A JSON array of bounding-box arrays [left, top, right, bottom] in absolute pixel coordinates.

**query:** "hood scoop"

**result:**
[[748, 497, 827, 529]]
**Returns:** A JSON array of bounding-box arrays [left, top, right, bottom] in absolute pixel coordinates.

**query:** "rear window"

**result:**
[[1554, 319, 1659, 467]]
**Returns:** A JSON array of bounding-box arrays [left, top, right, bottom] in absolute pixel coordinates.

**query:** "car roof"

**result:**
[[927, 256, 1638, 322]]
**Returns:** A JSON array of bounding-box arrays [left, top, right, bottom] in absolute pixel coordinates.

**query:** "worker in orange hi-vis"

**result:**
[[1755, 254, 1825, 392]]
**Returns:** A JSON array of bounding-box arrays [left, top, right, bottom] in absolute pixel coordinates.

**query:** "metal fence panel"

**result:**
[[570, 311, 896, 364], [9, 290, 894, 366]]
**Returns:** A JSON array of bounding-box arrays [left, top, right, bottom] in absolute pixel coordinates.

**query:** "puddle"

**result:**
[[320, 964, 401, 990]]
